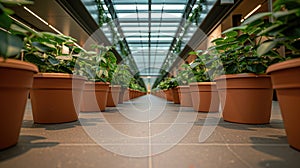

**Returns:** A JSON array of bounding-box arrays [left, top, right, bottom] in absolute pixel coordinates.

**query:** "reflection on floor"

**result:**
[[0, 95, 300, 168]]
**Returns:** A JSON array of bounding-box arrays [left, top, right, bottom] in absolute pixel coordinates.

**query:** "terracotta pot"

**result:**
[[106, 85, 121, 107], [189, 82, 219, 112], [267, 58, 300, 150], [129, 89, 134, 99], [164, 89, 174, 101], [81, 82, 109, 112], [123, 88, 130, 101], [178, 86, 192, 107], [0, 58, 38, 149], [30, 73, 85, 124], [118, 87, 127, 104], [215, 73, 273, 124], [172, 87, 180, 104]]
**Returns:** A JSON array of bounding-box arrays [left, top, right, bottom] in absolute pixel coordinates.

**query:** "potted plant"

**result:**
[[189, 51, 220, 112], [75, 44, 117, 111], [23, 30, 86, 124], [158, 77, 178, 102], [212, 17, 283, 124], [176, 63, 193, 107], [111, 64, 133, 104], [128, 78, 147, 99], [0, 1, 38, 149], [245, 0, 300, 149], [168, 77, 179, 103]]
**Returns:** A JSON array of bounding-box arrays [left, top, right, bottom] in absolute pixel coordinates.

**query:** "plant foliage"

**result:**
[[75, 45, 117, 82]]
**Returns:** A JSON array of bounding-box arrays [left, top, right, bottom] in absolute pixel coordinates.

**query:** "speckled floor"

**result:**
[[0, 94, 299, 168]]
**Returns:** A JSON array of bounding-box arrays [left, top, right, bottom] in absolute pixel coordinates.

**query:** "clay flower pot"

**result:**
[[178, 86, 193, 107], [164, 89, 174, 101], [123, 88, 130, 101], [118, 87, 127, 104], [215, 73, 273, 124], [267, 58, 300, 150], [30, 73, 86, 124], [172, 87, 180, 104], [106, 85, 121, 107], [129, 89, 134, 99], [81, 82, 109, 112], [189, 82, 219, 112], [0, 58, 38, 149]]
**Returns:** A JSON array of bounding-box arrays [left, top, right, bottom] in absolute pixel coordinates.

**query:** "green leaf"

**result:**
[[225, 31, 238, 38], [24, 53, 47, 66], [273, 9, 300, 18], [222, 25, 247, 34], [98, 69, 104, 77], [0, 9, 12, 29], [224, 37, 236, 43], [48, 56, 60, 66], [188, 51, 197, 55], [211, 37, 224, 43], [241, 12, 272, 25], [0, 30, 23, 58], [31, 41, 54, 53], [10, 23, 29, 34], [236, 34, 249, 43], [104, 70, 108, 77], [42, 32, 68, 43], [257, 41, 277, 56], [257, 23, 281, 36]]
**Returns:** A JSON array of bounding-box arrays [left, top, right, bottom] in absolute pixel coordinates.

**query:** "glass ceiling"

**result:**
[[81, 0, 217, 87]]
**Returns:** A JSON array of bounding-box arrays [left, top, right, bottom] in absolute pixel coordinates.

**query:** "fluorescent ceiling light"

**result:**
[[23, 6, 83, 50], [241, 4, 262, 22], [23, 6, 48, 26]]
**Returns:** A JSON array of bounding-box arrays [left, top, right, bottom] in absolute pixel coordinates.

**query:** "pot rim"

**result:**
[[214, 73, 270, 81], [267, 58, 300, 74], [85, 81, 110, 85], [34, 73, 87, 80], [0, 58, 38, 73], [189, 82, 216, 86], [109, 85, 121, 88], [178, 85, 190, 88]]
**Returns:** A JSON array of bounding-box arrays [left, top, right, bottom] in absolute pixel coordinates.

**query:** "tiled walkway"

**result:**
[[1, 95, 300, 168]]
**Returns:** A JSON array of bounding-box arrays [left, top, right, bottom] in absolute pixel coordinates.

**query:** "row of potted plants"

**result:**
[[152, 0, 300, 150], [213, 0, 300, 150], [0, 2, 146, 150]]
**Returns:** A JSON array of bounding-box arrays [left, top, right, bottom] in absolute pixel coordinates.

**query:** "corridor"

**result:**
[[0, 95, 299, 168]]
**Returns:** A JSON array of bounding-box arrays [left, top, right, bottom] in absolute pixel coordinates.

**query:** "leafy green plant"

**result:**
[[211, 17, 283, 74], [75, 45, 117, 82], [0, 0, 33, 59], [176, 63, 193, 85], [95, 0, 110, 27], [129, 78, 146, 92], [188, 0, 206, 25], [189, 50, 222, 82], [158, 77, 178, 90], [0, 1, 82, 74], [23, 32, 81, 73], [243, 0, 300, 59], [111, 64, 133, 88]]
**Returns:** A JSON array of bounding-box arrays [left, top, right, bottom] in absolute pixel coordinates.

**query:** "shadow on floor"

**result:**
[[22, 118, 105, 130], [0, 135, 59, 161], [250, 136, 300, 168], [194, 117, 285, 131]]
